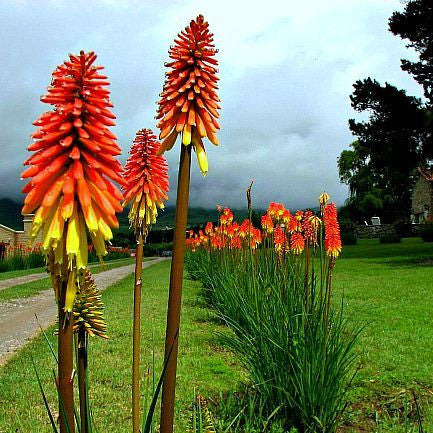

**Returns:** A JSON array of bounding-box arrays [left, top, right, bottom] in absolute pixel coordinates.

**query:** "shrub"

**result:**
[[394, 221, 413, 238], [420, 224, 433, 242], [379, 234, 401, 244], [143, 242, 173, 257], [341, 231, 357, 245]]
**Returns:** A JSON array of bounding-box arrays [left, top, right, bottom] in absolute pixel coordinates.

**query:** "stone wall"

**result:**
[[354, 223, 424, 239], [0, 224, 20, 244]]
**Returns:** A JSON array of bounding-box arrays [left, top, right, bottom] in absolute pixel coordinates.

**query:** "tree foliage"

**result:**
[[339, 0, 432, 223], [389, 0, 433, 105]]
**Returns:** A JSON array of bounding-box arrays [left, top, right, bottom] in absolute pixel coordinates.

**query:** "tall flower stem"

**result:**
[[160, 145, 192, 433], [132, 229, 144, 433], [58, 276, 75, 433], [77, 329, 89, 433]]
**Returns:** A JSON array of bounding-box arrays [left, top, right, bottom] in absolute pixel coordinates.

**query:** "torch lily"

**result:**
[[122, 128, 169, 433], [158, 15, 220, 433], [123, 128, 169, 232], [156, 14, 220, 176], [21, 51, 123, 433]]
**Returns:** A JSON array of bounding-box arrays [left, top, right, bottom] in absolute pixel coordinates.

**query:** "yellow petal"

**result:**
[[182, 124, 192, 145], [83, 205, 98, 234], [64, 269, 77, 312], [76, 211, 88, 270], [66, 203, 79, 260], [98, 217, 112, 241]]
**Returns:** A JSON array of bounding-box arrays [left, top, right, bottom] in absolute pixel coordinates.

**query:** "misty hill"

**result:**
[[0, 198, 262, 232], [0, 198, 23, 230]]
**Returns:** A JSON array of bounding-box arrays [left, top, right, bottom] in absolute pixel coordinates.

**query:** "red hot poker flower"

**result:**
[[323, 202, 342, 259], [122, 129, 169, 232], [274, 226, 286, 253], [261, 214, 274, 234], [156, 14, 220, 176], [22, 51, 123, 310], [290, 232, 305, 255]]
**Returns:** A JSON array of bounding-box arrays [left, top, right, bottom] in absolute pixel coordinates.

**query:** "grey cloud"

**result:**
[[0, 0, 423, 211]]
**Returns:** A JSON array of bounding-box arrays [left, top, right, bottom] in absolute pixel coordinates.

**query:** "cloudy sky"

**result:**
[[0, 0, 423, 210]]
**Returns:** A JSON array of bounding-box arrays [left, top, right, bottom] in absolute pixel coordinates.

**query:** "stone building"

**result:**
[[411, 168, 433, 223], [0, 214, 41, 246]]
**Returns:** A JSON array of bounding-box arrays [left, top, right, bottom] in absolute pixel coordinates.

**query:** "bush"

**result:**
[[420, 224, 433, 242], [394, 221, 413, 238], [379, 233, 401, 244], [186, 248, 360, 432], [341, 231, 357, 245], [143, 242, 173, 257], [0, 248, 45, 273]]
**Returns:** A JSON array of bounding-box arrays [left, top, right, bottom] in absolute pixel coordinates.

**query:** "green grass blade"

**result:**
[[31, 357, 58, 433]]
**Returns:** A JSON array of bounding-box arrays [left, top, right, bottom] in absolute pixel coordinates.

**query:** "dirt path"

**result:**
[[0, 258, 136, 293], [0, 257, 167, 366]]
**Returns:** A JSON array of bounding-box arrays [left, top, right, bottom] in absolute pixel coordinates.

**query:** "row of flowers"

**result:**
[[186, 194, 342, 259]]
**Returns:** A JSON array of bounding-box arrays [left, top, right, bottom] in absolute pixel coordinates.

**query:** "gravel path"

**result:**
[[0, 257, 167, 366], [0, 258, 136, 293]]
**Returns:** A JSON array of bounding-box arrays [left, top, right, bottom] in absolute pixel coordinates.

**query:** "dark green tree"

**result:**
[[339, 0, 432, 223], [339, 80, 427, 222], [389, 0, 433, 105]]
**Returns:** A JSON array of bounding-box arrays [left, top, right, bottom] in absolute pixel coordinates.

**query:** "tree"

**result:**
[[339, 79, 428, 222], [339, 0, 432, 223], [389, 0, 433, 105]]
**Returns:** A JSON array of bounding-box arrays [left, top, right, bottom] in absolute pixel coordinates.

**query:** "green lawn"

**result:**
[[334, 238, 433, 431], [0, 258, 139, 302], [0, 260, 241, 432], [1, 239, 433, 432]]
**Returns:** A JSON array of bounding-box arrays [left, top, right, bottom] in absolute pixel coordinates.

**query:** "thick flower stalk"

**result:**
[[159, 15, 220, 433], [22, 51, 123, 309], [21, 51, 123, 433], [123, 128, 169, 233], [122, 128, 169, 433], [156, 14, 220, 176], [73, 269, 107, 433]]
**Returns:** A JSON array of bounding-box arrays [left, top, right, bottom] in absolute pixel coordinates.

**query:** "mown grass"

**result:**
[[0, 260, 241, 432], [1, 239, 433, 432], [334, 237, 433, 432], [0, 258, 143, 302]]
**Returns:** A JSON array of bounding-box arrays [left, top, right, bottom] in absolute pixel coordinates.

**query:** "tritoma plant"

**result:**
[[185, 194, 362, 433]]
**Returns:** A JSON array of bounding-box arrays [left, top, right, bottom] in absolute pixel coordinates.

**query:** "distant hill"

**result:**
[[0, 198, 23, 230], [118, 206, 264, 231], [0, 198, 262, 232]]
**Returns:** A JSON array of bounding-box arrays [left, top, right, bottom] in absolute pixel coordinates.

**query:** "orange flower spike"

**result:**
[[282, 209, 291, 225], [302, 210, 316, 245], [156, 15, 220, 176], [274, 226, 286, 253], [204, 222, 213, 235], [122, 128, 169, 232], [261, 214, 274, 234], [290, 232, 305, 255], [22, 51, 124, 273], [323, 202, 342, 259], [220, 208, 233, 227]]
